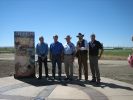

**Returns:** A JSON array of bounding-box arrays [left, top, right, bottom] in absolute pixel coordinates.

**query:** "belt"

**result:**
[[64, 54, 73, 56]]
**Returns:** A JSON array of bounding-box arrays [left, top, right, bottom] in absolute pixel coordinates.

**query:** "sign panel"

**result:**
[[14, 31, 35, 78]]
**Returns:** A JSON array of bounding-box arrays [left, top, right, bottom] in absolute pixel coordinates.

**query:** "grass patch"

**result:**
[[103, 49, 132, 57], [0, 47, 14, 53]]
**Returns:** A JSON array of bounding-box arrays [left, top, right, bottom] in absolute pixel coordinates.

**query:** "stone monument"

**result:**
[[14, 31, 35, 78]]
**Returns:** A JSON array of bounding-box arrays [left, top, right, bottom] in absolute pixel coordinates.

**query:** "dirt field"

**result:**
[[0, 53, 133, 85]]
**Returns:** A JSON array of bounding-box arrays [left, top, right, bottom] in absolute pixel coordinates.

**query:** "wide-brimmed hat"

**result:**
[[64, 35, 72, 39], [76, 33, 84, 37], [53, 34, 58, 38]]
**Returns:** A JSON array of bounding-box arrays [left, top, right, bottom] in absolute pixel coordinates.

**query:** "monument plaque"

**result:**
[[14, 31, 35, 78]]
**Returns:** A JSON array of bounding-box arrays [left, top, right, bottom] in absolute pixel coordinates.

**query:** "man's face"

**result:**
[[54, 37, 58, 42], [78, 36, 83, 41], [91, 35, 95, 42], [39, 38, 44, 43], [66, 38, 70, 43]]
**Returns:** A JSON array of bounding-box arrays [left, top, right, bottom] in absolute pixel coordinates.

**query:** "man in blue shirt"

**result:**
[[50, 35, 64, 80], [36, 36, 48, 79], [64, 35, 76, 80]]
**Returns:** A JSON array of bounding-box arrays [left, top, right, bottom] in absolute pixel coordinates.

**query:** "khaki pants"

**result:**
[[64, 55, 73, 78], [78, 53, 88, 80], [89, 56, 100, 80]]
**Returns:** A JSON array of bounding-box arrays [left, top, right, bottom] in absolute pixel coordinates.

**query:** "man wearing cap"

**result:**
[[50, 35, 64, 80], [36, 36, 49, 79], [76, 33, 88, 80], [89, 34, 103, 84], [64, 35, 76, 80]]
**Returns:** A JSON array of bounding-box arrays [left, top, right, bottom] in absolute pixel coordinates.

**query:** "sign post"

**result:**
[[14, 31, 35, 78]]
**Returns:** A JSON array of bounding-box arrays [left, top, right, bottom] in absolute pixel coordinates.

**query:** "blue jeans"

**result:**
[[52, 55, 62, 78]]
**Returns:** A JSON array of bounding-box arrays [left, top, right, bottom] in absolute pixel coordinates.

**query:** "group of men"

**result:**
[[36, 33, 103, 84]]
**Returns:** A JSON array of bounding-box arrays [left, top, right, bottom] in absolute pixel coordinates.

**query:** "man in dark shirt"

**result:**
[[89, 34, 103, 84], [76, 33, 88, 81]]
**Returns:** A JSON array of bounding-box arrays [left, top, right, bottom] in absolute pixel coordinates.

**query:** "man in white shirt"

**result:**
[[64, 35, 76, 80]]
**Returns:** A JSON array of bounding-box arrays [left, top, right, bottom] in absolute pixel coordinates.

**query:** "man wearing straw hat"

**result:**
[[64, 35, 76, 81], [76, 33, 88, 81]]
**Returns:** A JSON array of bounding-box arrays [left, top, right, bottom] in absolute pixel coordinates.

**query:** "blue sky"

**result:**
[[0, 0, 133, 47]]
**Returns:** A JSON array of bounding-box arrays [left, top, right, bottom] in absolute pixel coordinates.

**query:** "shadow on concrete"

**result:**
[[16, 76, 133, 91], [16, 76, 83, 87], [84, 81, 133, 91], [16, 76, 66, 87]]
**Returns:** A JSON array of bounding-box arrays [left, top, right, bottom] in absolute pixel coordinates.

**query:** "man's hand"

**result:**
[[49, 53, 52, 60], [71, 57, 74, 62], [98, 49, 103, 60], [41, 56, 46, 61], [98, 55, 101, 60]]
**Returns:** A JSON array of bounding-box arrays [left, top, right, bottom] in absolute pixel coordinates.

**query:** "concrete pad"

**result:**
[[0, 77, 22, 88], [48, 85, 91, 100], [0, 75, 133, 100], [2, 86, 45, 97]]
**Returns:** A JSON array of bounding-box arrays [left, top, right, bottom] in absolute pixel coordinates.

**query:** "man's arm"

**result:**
[[98, 42, 104, 59], [84, 40, 89, 50], [61, 43, 64, 61], [98, 48, 103, 59], [45, 44, 48, 57], [49, 44, 52, 60]]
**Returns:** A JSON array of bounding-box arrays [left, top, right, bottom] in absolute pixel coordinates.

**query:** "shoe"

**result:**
[[58, 77, 62, 81], [96, 79, 101, 85], [45, 75, 50, 79], [90, 79, 96, 83], [51, 76, 55, 80], [45, 77, 49, 80], [69, 78, 73, 81], [78, 77, 82, 80], [64, 78, 69, 81], [85, 79, 88, 81], [38, 77, 42, 80]]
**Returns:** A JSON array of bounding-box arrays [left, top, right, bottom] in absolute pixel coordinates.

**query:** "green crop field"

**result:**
[[0, 47, 132, 60], [103, 49, 132, 57], [0, 47, 14, 53]]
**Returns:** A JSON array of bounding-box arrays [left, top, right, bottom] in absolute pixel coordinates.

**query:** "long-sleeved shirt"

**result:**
[[36, 42, 48, 57], [64, 42, 76, 55], [50, 41, 64, 55]]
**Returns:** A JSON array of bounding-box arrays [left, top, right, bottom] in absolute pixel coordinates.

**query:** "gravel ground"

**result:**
[[0, 53, 133, 85]]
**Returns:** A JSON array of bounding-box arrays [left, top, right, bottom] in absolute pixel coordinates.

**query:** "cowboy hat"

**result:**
[[76, 33, 84, 37]]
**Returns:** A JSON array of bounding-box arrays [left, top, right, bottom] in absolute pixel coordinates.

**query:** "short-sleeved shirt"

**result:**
[[64, 42, 75, 55], [89, 40, 103, 56], [50, 41, 64, 55]]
